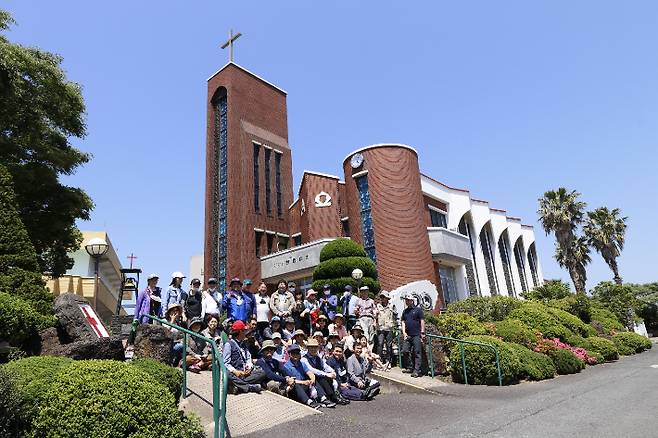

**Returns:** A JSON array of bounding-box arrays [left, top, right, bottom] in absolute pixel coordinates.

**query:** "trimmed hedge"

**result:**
[[507, 303, 571, 340], [547, 348, 585, 375], [547, 294, 591, 323], [613, 332, 652, 356], [590, 307, 625, 335], [447, 296, 523, 322], [319, 238, 367, 262], [3, 356, 74, 421], [0, 367, 29, 437], [563, 332, 593, 350], [507, 343, 556, 381], [492, 319, 539, 348], [434, 312, 488, 340], [29, 360, 204, 438], [545, 307, 597, 338], [449, 335, 524, 385], [588, 337, 619, 362], [0, 292, 55, 346], [313, 256, 377, 281], [131, 358, 183, 402], [311, 277, 380, 295]]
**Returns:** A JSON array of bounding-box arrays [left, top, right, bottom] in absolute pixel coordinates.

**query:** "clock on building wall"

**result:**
[[350, 153, 364, 169]]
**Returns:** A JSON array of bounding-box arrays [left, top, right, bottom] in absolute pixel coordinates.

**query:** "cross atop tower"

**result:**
[[220, 29, 242, 63]]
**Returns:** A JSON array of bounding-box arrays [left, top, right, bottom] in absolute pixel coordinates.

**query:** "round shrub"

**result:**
[[319, 238, 367, 262], [435, 312, 488, 340], [589, 351, 604, 364], [447, 296, 523, 322], [30, 360, 203, 438], [506, 343, 556, 381], [547, 294, 591, 323], [311, 277, 380, 296], [313, 256, 377, 280], [562, 332, 593, 350], [547, 348, 585, 375], [0, 292, 55, 346], [449, 335, 524, 385], [0, 367, 29, 437], [3, 356, 73, 421], [590, 307, 625, 335], [131, 358, 183, 402], [492, 319, 539, 348], [613, 332, 652, 356], [587, 337, 618, 361], [507, 303, 572, 340], [546, 307, 597, 338]]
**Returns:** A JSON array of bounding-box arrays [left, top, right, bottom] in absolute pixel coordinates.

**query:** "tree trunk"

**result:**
[[606, 256, 622, 285]]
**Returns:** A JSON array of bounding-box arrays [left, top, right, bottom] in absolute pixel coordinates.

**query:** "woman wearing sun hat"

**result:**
[[161, 272, 187, 319]]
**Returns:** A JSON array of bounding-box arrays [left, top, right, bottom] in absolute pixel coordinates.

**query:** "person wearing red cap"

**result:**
[[222, 320, 267, 394]]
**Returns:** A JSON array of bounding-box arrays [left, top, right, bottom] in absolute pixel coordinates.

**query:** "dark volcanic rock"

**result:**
[[133, 324, 173, 364], [53, 293, 98, 342]]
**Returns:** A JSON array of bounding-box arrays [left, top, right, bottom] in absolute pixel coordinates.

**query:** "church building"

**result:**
[[204, 61, 543, 309]]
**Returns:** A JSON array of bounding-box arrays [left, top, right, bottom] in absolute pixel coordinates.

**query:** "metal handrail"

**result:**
[[138, 315, 229, 438], [425, 333, 503, 386]]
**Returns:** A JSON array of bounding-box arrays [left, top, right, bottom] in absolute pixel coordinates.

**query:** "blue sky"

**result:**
[[4, 1, 658, 289]]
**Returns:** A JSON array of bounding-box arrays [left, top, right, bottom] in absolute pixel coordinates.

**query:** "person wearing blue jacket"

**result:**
[[222, 277, 255, 323], [160, 271, 187, 318], [255, 340, 295, 395]]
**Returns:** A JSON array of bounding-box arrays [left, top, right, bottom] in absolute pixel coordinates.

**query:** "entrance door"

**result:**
[[439, 266, 459, 304]]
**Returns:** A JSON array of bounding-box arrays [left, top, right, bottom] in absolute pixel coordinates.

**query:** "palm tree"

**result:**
[[538, 188, 587, 293], [555, 236, 591, 292], [584, 207, 627, 284]]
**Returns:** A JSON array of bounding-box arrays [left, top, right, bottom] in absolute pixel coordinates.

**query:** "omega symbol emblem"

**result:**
[[314, 192, 332, 208]]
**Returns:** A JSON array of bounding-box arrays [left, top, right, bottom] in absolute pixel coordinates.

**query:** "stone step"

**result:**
[[371, 366, 448, 393]]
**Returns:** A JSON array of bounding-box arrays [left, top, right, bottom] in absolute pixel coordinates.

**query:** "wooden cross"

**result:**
[[220, 29, 242, 63], [127, 253, 137, 269]]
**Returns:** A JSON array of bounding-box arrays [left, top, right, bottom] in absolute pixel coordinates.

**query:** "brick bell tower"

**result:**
[[204, 58, 293, 292]]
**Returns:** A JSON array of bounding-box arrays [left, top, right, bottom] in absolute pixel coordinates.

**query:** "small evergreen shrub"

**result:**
[[521, 280, 572, 301], [30, 360, 204, 438], [589, 351, 604, 364], [613, 332, 652, 355], [547, 348, 585, 375], [131, 358, 183, 402], [547, 294, 592, 324], [0, 292, 56, 347], [508, 303, 572, 340], [492, 319, 539, 348], [507, 343, 556, 381], [319, 238, 367, 262], [590, 307, 625, 335], [435, 312, 488, 340], [447, 296, 523, 322], [587, 337, 619, 361], [563, 332, 593, 350], [449, 335, 524, 385], [546, 306, 596, 338]]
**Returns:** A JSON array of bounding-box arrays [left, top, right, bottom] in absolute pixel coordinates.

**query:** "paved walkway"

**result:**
[[179, 371, 319, 437], [371, 366, 449, 392]]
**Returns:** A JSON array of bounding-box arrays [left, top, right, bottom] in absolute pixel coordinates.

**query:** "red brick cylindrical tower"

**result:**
[[342, 144, 436, 291]]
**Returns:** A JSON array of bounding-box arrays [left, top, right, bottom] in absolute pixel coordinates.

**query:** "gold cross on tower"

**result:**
[[220, 29, 242, 63]]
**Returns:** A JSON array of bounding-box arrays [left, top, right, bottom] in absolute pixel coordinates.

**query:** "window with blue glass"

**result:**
[[253, 143, 260, 213], [355, 176, 376, 262], [214, 93, 228, 292], [429, 209, 447, 228], [264, 148, 271, 215], [275, 152, 282, 216]]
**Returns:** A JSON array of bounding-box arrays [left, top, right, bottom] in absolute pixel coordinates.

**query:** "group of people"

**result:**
[[134, 272, 427, 408]]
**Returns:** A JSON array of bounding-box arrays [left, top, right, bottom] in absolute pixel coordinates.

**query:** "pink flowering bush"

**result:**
[[534, 337, 598, 365]]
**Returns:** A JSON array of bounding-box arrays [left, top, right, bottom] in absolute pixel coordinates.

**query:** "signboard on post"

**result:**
[[79, 304, 110, 338]]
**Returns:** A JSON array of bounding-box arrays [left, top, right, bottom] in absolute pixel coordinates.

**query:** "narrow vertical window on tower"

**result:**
[[514, 240, 528, 292], [255, 231, 263, 257], [527, 243, 539, 288], [264, 148, 272, 215], [266, 233, 274, 254], [355, 176, 376, 262], [253, 143, 260, 213], [213, 89, 228, 292], [275, 152, 282, 216]]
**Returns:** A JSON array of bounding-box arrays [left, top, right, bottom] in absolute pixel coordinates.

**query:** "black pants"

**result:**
[[403, 335, 423, 374], [256, 321, 270, 342], [314, 376, 335, 400], [228, 367, 267, 394], [290, 383, 313, 404], [376, 330, 394, 364]]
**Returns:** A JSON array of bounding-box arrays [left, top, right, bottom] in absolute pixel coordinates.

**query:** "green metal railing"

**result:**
[[425, 333, 502, 386], [136, 316, 229, 438]]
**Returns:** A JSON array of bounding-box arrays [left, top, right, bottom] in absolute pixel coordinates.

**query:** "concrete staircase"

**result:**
[[179, 371, 319, 437]]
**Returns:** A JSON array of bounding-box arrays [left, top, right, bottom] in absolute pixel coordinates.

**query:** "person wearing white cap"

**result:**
[[355, 286, 378, 345], [160, 272, 187, 319], [401, 292, 425, 377], [303, 289, 321, 335], [134, 273, 161, 324], [201, 277, 222, 320], [375, 290, 398, 369]]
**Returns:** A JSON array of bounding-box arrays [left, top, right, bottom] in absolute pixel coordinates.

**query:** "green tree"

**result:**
[[521, 279, 572, 301], [554, 235, 590, 293], [537, 188, 588, 293], [0, 164, 53, 314], [311, 238, 380, 293], [591, 281, 638, 330], [584, 207, 627, 285], [0, 10, 93, 276]]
